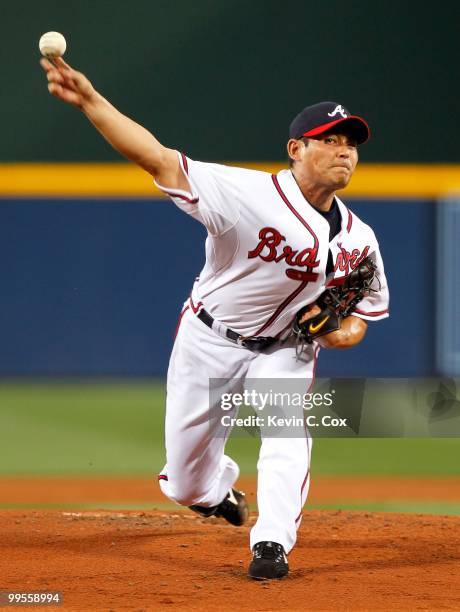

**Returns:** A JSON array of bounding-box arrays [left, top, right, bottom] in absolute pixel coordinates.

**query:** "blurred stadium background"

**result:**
[[1, 0, 459, 514]]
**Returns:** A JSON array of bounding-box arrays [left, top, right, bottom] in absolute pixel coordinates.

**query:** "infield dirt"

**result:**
[[1, 507, 460, 610], [2, 475, 460, 507]]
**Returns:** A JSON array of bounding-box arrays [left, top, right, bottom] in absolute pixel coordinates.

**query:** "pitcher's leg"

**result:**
[[250, 431, 312, 553], [159, 419, 239, 508], [246, 341, 318, 553], [159, 309, 251, 507]]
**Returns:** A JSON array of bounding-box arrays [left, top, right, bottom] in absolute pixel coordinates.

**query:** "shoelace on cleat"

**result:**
[[253, 542, 285, 561]]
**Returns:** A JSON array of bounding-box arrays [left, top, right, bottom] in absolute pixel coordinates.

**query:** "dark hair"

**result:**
[[288, 137, 309, 168]]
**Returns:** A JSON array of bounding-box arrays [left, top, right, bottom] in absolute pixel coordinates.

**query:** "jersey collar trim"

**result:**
[[280, 170, 332, 233], [272, 172, 319, 249], [333, 196, 354, 237]]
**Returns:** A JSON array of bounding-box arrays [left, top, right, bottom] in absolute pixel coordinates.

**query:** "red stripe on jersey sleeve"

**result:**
[[354, 308, 389, 317], [180, 152, 189, 175]]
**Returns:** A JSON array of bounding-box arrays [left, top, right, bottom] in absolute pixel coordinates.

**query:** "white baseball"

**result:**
[[39, 32, 67, 58]]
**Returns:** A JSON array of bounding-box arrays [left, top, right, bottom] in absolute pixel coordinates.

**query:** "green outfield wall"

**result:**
[[4, 0, 457, 163]]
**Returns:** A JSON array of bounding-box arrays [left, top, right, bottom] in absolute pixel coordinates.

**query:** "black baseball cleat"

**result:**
[[189, 488, 249, 526], [248, 541, 289, 580]]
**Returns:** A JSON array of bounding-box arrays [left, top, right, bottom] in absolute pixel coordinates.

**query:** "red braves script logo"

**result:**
[[334, 243, 370, 275], [248, 227, 319, 282]]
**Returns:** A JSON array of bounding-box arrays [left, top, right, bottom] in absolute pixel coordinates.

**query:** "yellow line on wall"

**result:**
[[0, 163, 460, 198]]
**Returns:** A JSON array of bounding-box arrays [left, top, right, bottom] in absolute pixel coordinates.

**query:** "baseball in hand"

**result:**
[[39, 32, 67, 58]]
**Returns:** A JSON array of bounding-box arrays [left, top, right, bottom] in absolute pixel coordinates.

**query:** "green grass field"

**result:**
[[2, 380, 460, 476]]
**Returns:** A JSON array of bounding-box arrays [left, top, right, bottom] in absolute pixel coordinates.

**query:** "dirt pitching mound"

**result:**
[[1, 510, 460, 610]]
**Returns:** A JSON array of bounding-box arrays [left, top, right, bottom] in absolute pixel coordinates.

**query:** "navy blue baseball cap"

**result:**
[[289, 101, 370, 144]]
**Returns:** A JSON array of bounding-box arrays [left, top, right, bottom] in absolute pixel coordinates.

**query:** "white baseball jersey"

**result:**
[[155, 151, 389, 335], [156, 151, 390, 553]]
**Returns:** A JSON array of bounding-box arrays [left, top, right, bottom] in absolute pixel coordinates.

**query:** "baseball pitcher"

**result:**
[[41, 58, 389, 580]]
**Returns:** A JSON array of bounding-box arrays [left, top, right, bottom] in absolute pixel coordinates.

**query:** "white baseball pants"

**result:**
[[159, 304, 317, 553]]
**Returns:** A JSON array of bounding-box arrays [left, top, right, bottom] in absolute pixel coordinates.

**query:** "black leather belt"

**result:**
[[197, 308, 277, 352]]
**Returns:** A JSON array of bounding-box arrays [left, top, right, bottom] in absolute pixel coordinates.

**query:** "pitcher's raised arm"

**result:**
[[40, 57, 187, 190]]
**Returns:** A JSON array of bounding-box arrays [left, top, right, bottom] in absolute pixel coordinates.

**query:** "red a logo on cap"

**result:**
[[327, 105, 348, 118]]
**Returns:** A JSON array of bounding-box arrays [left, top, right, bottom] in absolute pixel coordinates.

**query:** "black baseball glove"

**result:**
[[292, 255, 378, 344]]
